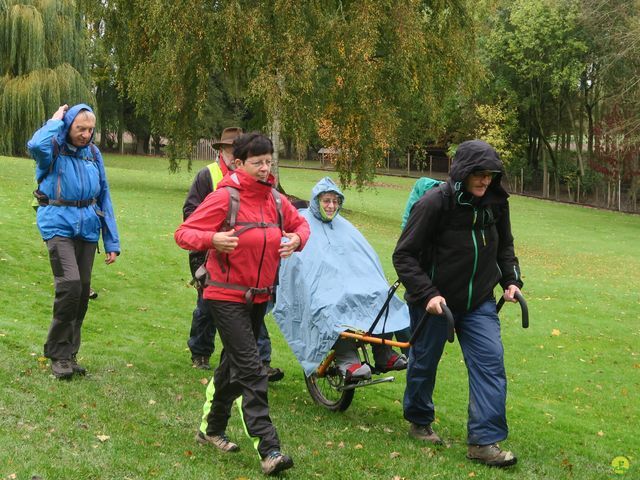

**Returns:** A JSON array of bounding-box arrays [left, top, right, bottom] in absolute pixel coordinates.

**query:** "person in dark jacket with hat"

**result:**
[[28, 103, 120, 379], [393, 139, 523, 467], [182, 127, 284, 381]]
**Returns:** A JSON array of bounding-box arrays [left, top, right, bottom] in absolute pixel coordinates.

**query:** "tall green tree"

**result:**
[[0, 0, 93, 156], [109, 0, 478, 186]]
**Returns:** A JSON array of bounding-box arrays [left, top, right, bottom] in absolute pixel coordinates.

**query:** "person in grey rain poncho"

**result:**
[[273, 177, 408, 381]]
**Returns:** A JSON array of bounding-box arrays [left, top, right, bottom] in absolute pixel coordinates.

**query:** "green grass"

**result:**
[[0, 154, 638, 480]]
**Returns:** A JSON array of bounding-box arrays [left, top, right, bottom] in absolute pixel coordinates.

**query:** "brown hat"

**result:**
[[213, 127, 243, 147]]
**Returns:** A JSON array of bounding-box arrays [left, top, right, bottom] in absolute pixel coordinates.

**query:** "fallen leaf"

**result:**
[[184, 450, 192, 456], [325, 441, 333, 447], [354, 444, 363, 449], [148, 399, 156, 405], [390, 451, 400, 459], [126, 363, 133, 368], [383, 427, 393, 433], [551, 329, 561, 336], [597, 431, 604, 437], [358, 425, 370, 432], [8, 474, 17, 479], [96, 434, 110, 442], [200, 378, 209, 385], [338, 441, 345, 448], [468, 472, 476, 477]]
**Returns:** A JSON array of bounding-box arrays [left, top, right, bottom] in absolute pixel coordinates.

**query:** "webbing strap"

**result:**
[[365, 280, 401, 338], [233, 221, 281, 237], [49, 198, 97, 208], [204, 279, 274, 306]]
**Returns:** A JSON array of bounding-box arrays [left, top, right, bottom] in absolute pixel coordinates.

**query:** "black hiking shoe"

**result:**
[[191, 355, 211, 370]]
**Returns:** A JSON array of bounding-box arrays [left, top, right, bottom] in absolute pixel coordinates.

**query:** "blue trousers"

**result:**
[[403, 299, 508, 445], [188, 289, 272, 363]]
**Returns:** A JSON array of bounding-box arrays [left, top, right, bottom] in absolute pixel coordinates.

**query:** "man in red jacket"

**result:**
[[175, 132, 309, 475]]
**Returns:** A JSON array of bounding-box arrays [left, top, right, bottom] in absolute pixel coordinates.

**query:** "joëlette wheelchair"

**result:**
[[304, 281, 528, 412]]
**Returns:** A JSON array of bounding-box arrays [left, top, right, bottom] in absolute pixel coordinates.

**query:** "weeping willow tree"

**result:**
[[0, 0, 92, 155]]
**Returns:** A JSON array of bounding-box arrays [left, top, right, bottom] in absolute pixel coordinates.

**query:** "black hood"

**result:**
[[448, 139, 508, 203]]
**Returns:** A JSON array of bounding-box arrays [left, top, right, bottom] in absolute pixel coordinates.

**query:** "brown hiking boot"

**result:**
[[261, 451, 294, 475], [70, 355, 87, 375], [191, 355, 211, 370], [467, 443, 517, 467], [195, 431, 239, 452], [408, 423, 443, 445], [51, 359, 73, 379]]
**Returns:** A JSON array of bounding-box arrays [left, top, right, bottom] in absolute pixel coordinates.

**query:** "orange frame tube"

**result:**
[[339, 331, 410, 350]]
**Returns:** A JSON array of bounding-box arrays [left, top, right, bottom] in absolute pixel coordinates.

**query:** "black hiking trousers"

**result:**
[[203, 299, 280, 458]]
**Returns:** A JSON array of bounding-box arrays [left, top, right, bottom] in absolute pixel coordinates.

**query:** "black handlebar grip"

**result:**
[[440, 303, 455, 343], [514, 291, 529, 328]]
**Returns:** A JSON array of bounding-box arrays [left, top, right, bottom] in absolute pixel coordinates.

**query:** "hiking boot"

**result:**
[[88, 288, 98, 299], [191, 355, 211, 370], [265, 365, 285, 382], [70, 355, 87, 375], [261, 451, 294, 475], [467, 443, 517, 467], [195, 431, 239, 452], [408, 423, 443, 445], [344, 363, 372, 382], [51, 359, 73, 379], [376, 353, 408, 373]]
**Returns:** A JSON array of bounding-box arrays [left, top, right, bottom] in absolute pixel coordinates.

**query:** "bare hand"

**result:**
[[503, 284, 521, 303], [105, 252, 117, 265], [52, 105, 68, 121], [426, 295, 446, 315], [278, 232, 300, 258], [212, 229, 239, 253]]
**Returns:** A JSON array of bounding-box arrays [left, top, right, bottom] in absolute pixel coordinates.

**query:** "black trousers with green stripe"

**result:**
[[201, 299, 280, 458]]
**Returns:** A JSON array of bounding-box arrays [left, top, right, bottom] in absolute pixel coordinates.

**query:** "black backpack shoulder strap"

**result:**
[[271, 188, 283, 231], [224, 186, 240, 231]]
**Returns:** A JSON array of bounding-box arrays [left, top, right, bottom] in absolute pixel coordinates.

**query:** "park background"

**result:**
[[1, 1, 639, 479]]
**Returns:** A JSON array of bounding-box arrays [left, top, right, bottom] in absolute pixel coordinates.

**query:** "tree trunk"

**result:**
[[543, 149, 549, 198], [270, 113, 281, 189]]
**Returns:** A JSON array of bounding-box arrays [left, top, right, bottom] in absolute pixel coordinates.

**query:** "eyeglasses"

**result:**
[[246, 159, 272, 168], [471, 170, 498, 180]]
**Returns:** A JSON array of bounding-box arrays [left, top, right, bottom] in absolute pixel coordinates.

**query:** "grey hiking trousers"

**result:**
[[43, 236, 96, 360]]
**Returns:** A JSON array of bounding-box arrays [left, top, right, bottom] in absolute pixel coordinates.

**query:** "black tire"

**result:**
[[304, 364, 355, 412]]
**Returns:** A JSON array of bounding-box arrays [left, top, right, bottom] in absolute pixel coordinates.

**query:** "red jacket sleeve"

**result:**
[[175, 188, 229, 251], [281, 195, 310, 250]]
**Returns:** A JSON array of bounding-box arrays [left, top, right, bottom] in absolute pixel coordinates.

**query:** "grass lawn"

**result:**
[[0, 154, 638, 480]]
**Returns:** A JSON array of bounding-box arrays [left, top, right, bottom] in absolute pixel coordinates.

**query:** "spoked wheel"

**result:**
[[304, 363, 355, 412]]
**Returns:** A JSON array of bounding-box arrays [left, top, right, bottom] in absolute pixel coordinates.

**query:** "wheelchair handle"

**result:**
[[441, 302, 455, 343], [496, 291, 529, 329], [409, 302, 456, 345]]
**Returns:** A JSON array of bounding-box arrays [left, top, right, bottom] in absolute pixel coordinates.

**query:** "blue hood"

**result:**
[[309, 177, 344, 222], [57, 103, 95, 147]]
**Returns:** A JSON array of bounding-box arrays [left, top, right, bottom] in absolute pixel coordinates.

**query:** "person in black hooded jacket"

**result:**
[[393, 140, 523, 468]]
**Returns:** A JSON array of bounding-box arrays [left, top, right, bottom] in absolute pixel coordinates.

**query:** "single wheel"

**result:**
[[304, 363, 355, 412]]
